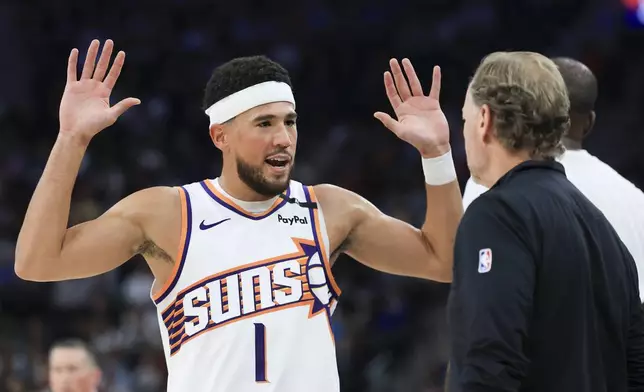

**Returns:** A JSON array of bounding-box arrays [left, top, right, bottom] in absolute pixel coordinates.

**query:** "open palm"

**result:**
[[374, 59, 450, 158], [59, 39, 140, 139]]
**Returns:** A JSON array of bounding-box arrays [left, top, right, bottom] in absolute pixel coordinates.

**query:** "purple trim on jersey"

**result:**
[[308, 282, 329, 289], [254, 323, 268, 382], [307, 265, 324, 271], [166, 240, 320, 355], [154, 186, 193, 305], [161, 303, 177, 339], [199, 180, 291, 220], [161, 305, 174, 321], [302, 185, 340, 301]]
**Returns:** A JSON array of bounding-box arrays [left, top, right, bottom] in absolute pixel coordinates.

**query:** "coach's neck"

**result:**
[[477, 144, 531, 189]]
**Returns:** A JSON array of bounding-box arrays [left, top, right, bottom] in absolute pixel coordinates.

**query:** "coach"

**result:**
[[446, 51, 644, 391]]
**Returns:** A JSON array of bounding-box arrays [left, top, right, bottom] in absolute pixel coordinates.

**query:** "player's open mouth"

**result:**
[[265, 155, 291, 168]]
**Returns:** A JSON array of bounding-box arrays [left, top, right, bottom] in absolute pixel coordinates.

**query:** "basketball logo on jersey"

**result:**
[[160, 238, 335, 356], [478, 248, 492, 274]]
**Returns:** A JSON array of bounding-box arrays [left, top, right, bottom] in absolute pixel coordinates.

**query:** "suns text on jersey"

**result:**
[[160, 238, 333, 356]]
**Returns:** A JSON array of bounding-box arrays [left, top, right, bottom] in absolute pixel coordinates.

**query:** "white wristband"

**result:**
[[421, 150, 457, 185]]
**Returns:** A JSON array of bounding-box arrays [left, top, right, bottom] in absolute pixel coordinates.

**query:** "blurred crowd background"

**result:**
[[0, 0, 643, 390]]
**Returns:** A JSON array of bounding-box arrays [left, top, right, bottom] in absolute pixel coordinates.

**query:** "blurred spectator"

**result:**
[[48, 339, 101, 392]]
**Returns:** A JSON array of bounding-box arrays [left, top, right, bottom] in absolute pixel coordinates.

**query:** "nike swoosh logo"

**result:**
[[199, 218, 231, 230]]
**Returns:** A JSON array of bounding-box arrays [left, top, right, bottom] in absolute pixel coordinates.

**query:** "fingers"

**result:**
[[67, 48, 79, 84], [80, 40, 100, 80], [92, 40, 114, 82], [110, 97, 141, 118], [402, 58, 424, 96], [389, 59, 412, 101], [383, 71, 402, 110], [374, 112, 402, 136], [103, 51, 126, 91], [428, 66, 442, 101]]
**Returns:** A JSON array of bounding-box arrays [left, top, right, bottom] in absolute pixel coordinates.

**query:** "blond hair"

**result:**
[[470, 51, 570, 159]]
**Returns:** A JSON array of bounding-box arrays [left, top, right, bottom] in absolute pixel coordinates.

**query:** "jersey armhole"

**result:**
[[152, 186, 193, 304], [303, 186, 342, 298]]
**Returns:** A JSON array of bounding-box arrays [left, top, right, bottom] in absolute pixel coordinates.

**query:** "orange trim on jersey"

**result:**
[[173, 307, 184, 319], [306, 186, 342, 297], [168, 268, 320, 330], [175, 238, 315, 298], [169, 294, 317, 354], [171, 326, 185, 340], [163, 309, 174, 324], [202, 179, 285, 218], [307, 299, 328, 319], [152, 187, 191, 303], [161, 236, 332, 356]]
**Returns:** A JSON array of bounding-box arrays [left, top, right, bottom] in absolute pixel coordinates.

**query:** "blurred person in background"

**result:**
[[448, 51, 644, 391], [461, 57, 644, 301], [48, 339, 101, 392], [14, 38, 463, 391]]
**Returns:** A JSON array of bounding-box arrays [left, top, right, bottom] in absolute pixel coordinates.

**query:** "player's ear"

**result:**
[[210, 123, 227, 151]]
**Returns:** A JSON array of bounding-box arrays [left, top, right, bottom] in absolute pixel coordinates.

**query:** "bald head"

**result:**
[[552, 57, 597, 113], [551, 57, 598, 146]]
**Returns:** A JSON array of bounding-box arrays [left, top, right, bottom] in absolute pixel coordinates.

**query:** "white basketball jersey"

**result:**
[[151, 178, 342, 391]]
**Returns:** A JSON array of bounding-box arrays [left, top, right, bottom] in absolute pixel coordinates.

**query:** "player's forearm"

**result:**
[[15, 132, 89, 279], [420, 180, 463, 280]]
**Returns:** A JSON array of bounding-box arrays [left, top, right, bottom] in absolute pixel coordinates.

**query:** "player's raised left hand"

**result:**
[[374, 59, 450, 158]]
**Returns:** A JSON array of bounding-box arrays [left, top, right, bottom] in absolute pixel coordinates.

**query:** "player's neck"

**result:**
[[217, 174, 278, 202]]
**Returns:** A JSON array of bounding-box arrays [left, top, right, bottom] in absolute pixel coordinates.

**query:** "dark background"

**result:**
[[0, 0, 642, 390]]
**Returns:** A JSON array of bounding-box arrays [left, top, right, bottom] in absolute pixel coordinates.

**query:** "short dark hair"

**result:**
[[551, 57, 598, 114], [202, 55, 292, 111], [50, 338, 98, 367]]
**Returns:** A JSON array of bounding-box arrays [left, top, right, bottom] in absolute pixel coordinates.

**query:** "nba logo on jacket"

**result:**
[[478, 248, 492, 273]]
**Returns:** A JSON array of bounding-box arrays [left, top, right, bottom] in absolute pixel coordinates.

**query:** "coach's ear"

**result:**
[[478, 103, 494, 145], [210, 123, 228, 151]]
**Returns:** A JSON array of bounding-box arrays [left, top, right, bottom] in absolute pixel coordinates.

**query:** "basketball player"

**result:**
[[461, 56, 644, 300], [49, 339, 101, 392], [15, 40, 463, 391]]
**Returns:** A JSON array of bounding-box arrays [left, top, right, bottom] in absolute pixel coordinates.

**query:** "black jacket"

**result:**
[[447, 160, 644, 392]]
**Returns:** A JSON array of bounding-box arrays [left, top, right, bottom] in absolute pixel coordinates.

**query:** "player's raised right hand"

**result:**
[[59, 39, 140, 142]]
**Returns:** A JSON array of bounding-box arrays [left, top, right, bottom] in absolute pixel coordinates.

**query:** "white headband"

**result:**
[[204, 81, 296, 126]]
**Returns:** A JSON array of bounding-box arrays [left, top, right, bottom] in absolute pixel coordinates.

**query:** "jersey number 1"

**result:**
[[254, 323, 267, 382]]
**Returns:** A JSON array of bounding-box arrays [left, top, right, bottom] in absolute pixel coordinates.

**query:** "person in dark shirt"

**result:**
[[446, 51, 644, 391]]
